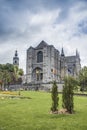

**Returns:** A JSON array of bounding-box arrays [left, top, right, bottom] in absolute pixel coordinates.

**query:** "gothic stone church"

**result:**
[[26, 40, 81, 84]]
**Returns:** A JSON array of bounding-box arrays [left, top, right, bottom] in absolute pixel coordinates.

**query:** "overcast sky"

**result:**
[[0, 0, 87, 73]]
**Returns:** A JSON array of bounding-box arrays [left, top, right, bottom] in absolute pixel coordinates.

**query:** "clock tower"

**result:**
[[13, 50, 19, 67]]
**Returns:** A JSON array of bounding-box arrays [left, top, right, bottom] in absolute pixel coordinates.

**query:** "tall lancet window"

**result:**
[[37, 51, 43, 63]]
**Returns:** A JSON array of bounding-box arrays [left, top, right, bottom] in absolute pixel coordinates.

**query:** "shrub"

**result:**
[[51, 81, 59, 112], [62, 76, 76, 113]]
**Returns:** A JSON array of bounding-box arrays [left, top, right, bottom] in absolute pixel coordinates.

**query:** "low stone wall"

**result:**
[[9, 84, 22, 90], [22, 83, 64, 91]]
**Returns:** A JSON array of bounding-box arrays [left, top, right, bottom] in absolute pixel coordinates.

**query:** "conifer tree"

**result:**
[[62, 76, 77, 113], [51, 81, 59, 112]]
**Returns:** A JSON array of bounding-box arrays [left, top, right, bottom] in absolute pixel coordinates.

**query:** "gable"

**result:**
[[36, 40, 48, 49]]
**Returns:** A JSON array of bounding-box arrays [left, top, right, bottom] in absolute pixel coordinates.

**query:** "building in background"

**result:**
[[26, 40, 81, 84]]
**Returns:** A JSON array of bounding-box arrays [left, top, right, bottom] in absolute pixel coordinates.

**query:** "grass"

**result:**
[[0, 91, 87, 130]]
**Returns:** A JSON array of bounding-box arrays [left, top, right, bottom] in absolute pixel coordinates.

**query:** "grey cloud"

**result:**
[[78, 19, 87, 34], [0, 23, 21, 42], [1, 0, 85, 14], [0, 0, 87, 42], [0, 22, 42, 43]]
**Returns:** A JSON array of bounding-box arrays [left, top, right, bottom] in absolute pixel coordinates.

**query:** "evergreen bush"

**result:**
[[51, 81, 59, 112], [62, 76, 76, 113]]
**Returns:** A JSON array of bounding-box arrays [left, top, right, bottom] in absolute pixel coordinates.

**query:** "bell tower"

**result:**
[[13, 50, 19, 66]]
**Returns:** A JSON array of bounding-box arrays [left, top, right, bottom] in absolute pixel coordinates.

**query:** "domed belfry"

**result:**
[[13, 50, 19, 67]]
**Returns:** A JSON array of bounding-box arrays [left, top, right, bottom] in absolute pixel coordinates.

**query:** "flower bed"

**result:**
[[0, 91, 31, 99], [1, 91, 18, 95]]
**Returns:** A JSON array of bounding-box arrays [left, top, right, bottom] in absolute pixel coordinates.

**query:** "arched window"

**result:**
[[37, 51, 43, 63], [15, 61, 17, 63]]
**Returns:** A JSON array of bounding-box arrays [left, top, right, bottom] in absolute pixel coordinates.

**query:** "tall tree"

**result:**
[[1, 70, 12, 90], [13, 66, 24, 84], [0, 63, 24, 90], [0, 71, 3, 90]]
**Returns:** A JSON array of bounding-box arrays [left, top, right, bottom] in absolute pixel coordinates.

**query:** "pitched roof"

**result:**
[[36, 40, 48, 49]]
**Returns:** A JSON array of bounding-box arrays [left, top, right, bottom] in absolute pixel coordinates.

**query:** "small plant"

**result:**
[[51, 81, 59, 112]]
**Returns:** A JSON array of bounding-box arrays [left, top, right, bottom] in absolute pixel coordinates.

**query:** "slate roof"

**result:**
[[65, 56, 76, 63]]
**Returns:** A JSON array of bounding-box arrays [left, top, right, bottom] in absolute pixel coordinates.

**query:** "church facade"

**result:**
[[26, 40, 81, 84]]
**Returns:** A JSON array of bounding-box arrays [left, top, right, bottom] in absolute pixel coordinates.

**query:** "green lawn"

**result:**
[[0, 91, 87, 130]]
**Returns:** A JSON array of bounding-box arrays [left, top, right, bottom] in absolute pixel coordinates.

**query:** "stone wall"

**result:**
[[22, 83, 63, 92]]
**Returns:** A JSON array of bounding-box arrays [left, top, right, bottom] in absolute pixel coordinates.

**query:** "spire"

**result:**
[[76, 49, 79, 57], [15, 50, 18, 57], [61, 47, 65, 57]]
